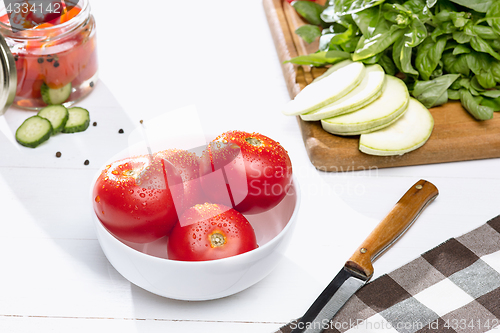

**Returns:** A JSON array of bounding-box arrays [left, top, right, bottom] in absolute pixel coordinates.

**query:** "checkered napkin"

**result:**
[[277, 216, 500, 333]]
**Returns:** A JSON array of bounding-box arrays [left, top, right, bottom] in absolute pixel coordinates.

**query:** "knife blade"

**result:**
[[291, 179, 439, 333]]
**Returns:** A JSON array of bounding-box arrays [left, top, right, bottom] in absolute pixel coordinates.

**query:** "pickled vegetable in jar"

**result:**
[[0, 0, 98, 110]]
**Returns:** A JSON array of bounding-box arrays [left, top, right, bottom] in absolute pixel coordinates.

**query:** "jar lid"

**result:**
[[0, 34, 16, 115]]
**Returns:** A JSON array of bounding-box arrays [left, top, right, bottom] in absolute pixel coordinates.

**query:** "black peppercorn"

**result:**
[[38, 57, 44, 63], [118, 129, 124, 134], [93, 122, 97, 126], [54, 61, 60, 68], [84, 160, 90, 165], [55, 152, 62, 158], [90, 81, 94, 88]]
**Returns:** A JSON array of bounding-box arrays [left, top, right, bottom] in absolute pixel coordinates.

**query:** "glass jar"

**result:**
[[0, 0, 98, 110]]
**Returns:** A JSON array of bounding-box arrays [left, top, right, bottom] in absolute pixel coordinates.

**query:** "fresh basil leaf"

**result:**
[[472, 25, 498, 40], [404, 17, 427, 47], [453, 31, 472, 44], [329, 24, 357, 45], [427, 0, 437, 8], [330, 0, 386, 16], [465, 52, 489, 75], [378, 52, 397, 75], [449, 12, 469, 28], [285, 51, 351, 66], [480, 96, 500, 111], [443, 52, 470, 76], [431, 21, 456, 41], [435, 90, 450, 106], [491, 61, 500, 82], [351, 6, 380, 36], [470, 35, 500, 61], [448, 0, 492, 13], [353, 27, 405, 61], [444, 40, 459, 51], [486, 2, 500, 34], [477, 70, 497, 88], [430, 60, 444, 79], [459, 88, 494, 120], [481, 89, 500, 98], [471, 76, 486, 91], [295, 25, 322, 44], [293, 1, 325, 26], [435, 0, 457, 13], [393, 36, 419, 76], [361, 52, 383, 64], [458, 77, 472, 90], [450, 78, 462, 90], [341, 36, 361, 52], [434, 10, 452, 25], [413, 74, 460, 108], [470, 87, 481, 96], [453, 44, 471, 55], [448, 89, 461, 100], [490, 39, 500, 51], [404, 0, 433, 23], [416, 37, 447, 80]]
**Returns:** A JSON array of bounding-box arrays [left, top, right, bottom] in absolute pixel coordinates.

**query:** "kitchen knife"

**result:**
[[291, 179, 439, 333]]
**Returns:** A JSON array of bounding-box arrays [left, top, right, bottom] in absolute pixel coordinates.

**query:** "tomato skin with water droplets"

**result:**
[[154, 149, 206, 210], [167, 203, 258, 261], [199, 131, 293, 214], [93, 155, 184, 243]]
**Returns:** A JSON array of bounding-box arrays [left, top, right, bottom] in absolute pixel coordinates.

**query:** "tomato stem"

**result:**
[[210, 232, 226, 248], [245, 137, 263, 147]]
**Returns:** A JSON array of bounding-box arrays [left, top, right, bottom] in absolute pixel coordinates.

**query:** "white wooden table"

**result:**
[[1, 1, 499, 332]]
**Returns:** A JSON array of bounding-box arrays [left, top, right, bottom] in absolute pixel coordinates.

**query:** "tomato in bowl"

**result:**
[[90, 132, 300, 300]]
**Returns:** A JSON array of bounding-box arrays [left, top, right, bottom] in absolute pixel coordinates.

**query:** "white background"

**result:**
[[0, 0, 499, 332]]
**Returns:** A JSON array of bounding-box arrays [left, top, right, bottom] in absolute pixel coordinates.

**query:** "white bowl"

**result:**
[[90, 148, 300, 301]]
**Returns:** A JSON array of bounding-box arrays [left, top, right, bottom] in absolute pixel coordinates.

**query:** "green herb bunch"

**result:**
[[289, 0, 500, 120]]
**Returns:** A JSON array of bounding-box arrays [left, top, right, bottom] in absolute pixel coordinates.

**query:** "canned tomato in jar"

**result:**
[[0, 0, 98, 110]]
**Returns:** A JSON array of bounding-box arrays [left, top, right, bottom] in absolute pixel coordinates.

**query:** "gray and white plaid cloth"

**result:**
[[278, 215, 500, 333]]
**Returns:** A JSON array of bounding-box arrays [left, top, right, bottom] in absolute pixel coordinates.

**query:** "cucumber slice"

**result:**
[[37, 105, 69, 134], [15, 116, 53, 148], [321, 75, 410, 135], [282, 61, 366, 116], [41, 82, 72, 105], [301, 64, 386, 121], [62, 107, 90, 133], [359, 98, 434, 156]]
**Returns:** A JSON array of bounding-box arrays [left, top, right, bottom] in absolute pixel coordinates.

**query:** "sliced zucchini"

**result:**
[[15, 116, 53, 148], [37, 105, 69, 134], [321, 75, 410, 135], [41, 82, 72, 105], [282, 61, 366, 116], [312, 59, 353, 83], [62, 107, 90, 133], [331, 110, 407, 136], [359, 98, 434, 156], [301, 64, 386, 121]]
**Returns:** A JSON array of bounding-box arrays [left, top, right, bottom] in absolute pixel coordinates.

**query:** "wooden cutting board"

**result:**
[[263, 0, 500, 172]]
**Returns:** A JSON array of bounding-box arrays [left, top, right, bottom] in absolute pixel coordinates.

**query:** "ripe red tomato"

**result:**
[[154, 149, 205, 210], [199, 131, 293, 214], [167, 203, 258, 261], [93, 155, 184, 243]]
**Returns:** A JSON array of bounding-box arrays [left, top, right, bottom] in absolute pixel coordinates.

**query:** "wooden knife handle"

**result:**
[[345, 179, 438, 279]]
